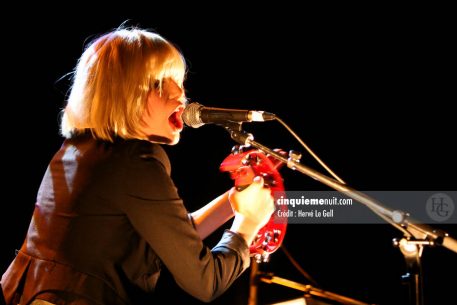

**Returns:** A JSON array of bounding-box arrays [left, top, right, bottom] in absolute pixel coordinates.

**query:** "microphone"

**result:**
[[182, 102, 276, 128]]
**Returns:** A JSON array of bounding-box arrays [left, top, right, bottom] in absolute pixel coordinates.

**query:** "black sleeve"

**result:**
[[119, 153, 250, 302]]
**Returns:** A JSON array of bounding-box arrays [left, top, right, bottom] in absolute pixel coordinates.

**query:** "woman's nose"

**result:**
[[167, 80, 185, 101]]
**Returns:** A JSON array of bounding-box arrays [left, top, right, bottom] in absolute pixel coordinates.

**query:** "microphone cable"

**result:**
[[273, 115, 412, 237]]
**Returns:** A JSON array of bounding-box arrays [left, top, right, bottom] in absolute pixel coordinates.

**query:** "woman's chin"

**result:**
[[168, 137, 179, 145]]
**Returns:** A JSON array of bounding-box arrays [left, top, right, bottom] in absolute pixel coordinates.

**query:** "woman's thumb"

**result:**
[[253, 176, 264, 185]]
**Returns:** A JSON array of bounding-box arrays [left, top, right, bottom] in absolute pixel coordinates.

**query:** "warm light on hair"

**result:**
[[61, 27, 186, 142]]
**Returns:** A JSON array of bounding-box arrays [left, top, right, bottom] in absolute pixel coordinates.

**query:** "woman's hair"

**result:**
[[60, 27, 186, 142]]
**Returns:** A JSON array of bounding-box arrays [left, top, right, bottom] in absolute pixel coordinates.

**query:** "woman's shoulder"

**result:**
[[61, 134, 170, 174], [121, 139, 171, 174]]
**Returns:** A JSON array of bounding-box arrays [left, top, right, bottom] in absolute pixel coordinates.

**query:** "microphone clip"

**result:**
[[220, 121, 254, 146]]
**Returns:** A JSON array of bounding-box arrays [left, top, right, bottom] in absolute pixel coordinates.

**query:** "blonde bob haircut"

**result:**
[[61, 27, 186, 142]]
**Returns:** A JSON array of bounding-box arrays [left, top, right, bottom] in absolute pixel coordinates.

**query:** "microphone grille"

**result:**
[[182, 102, 204, 128]]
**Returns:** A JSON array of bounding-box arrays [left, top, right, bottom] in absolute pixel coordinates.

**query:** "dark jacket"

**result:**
[[1, 135, 249, 304]]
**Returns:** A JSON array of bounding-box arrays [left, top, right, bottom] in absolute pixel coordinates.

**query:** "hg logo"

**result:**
[[426, 193, 455, 222]]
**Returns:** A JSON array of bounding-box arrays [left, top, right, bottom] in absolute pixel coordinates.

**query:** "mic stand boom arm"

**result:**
[[223, 123, 457, 305], [223, 123, 457, 252]]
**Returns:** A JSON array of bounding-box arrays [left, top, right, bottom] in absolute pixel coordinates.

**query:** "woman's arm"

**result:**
[[190, 191, 234, 239], [191, 176, 274, 245]]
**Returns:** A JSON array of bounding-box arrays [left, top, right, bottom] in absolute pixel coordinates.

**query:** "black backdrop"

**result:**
[[1, 5, 456, 305]]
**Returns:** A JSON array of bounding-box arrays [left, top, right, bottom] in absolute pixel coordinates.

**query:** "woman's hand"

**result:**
[[228, 176, 275, 245]]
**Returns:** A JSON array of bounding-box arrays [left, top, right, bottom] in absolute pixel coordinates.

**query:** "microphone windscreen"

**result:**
[[182, 102, 204, 128]]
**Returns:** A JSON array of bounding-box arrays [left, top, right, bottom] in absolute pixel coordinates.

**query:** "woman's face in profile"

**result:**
[[140, 78, 186, 145]]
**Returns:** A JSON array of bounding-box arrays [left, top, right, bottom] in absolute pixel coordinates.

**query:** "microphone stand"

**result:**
[[221, 122, 457, 305]]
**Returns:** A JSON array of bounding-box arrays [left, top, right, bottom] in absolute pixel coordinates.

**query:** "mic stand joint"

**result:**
[[220, 122, 254, 146], [392, 237, 428, 305]]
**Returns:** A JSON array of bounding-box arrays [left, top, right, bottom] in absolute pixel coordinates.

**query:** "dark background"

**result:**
[[1, 4, 455, 305]]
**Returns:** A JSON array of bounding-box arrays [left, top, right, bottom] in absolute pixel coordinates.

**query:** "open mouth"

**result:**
[[168, 107, 184, 131]]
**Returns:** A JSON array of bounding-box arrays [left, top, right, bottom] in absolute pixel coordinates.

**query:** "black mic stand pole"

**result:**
[[222, 123, 457, 305], [247, 258, 259, 305]]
